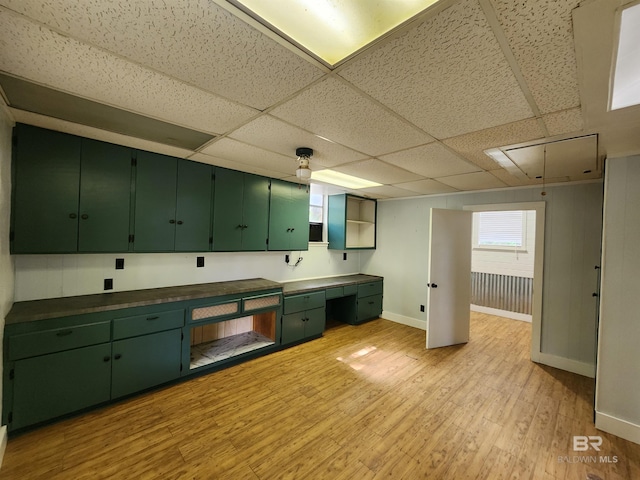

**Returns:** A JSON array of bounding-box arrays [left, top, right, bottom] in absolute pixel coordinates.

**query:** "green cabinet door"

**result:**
[[213, 169, 269, 251], [134, 151, 178, 251], [305, 307, 326, 338], [111, 329, 182, 398], [11, 343, 112, 430], [281, 312, 306, 345], [268, 179, 309, 251], [12, 124, 81, 253], [78, 139, 133, 252], [357, 294, 383, 323], [175, 160, 212, 251]]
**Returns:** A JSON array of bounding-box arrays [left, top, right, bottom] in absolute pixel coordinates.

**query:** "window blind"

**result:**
[[477, 211, 524, 247]]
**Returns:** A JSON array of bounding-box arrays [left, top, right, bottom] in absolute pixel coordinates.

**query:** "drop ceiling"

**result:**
[[1, 0, 638, 199]]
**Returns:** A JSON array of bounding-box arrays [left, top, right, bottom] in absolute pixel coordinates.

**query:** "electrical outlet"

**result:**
[[343, 252, 347, 261], [115, 258, 124, 270], [197, 256, 205, 268], [104, 278, 113, 290], [420, 305, 425, 312]]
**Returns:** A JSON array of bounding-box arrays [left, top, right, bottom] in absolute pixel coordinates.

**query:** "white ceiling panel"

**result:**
[[443, 118, 545, 170], [0, 10, 258, 134], [338, 0, 533, 139], [354, 185, 418, 199], [189, 152, 291, 179], [490, 0, 581, 114], [437, 171, 506, 190], [543, 108, 585, 136], [0, 0, 324, 110], [200, 138, 295, 175], [393, 179, 459, 195], [333, 158, 425, 185], [379, 143, 480, 178], [270, 77, 434, 156], [228, 115, 368, 168]]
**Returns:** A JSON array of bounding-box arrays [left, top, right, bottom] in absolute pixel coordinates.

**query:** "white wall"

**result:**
[[361, 182, 603, 373], [596, 156, 640, 445], [14, 244, 360, 301], [0, 106, 15, 463], [471, 210, 535, 278]]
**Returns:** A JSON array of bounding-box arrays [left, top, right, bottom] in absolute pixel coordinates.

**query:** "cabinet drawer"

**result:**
[[113, 309, 184, 340], [357, 281, 383, 298], [343, 284, 358, 296], [284, 291, 325, 314], [243, 293, 281, 313], [9, 321, 111, 360], [325, 287, 344, 299], [190, 301, 240, 323]]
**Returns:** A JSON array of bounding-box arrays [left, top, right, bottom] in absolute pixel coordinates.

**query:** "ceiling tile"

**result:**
[[0, 0, 324, 110], [200, 138, 295, 176], [270, 77, 434, 156], [379, 143, 480, 178], [338, 0, 533, 139], [354, 185, 418, 199], [443, 118, 545, 170], [393, 179, 459, 195], [491, 0, 581, 113], [488, 168, 535, 187], [437, 171, 506, 190], [228, 115, 368, 167], [333, 158, 424, 185], [0, 10, 258, 134], [543, 108, 585, 136], [188, 152, 290, 179]]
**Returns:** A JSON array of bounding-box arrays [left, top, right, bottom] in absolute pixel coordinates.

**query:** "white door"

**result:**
[[426, 209, 472, 349]]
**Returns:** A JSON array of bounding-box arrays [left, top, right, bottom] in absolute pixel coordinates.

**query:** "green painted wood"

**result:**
[[212, 168, 244, 251], [357, 281, 383, 298], [133, 151, 178, 252], [281, 312, 306, 345], [343, 284, 358, 296], [111, 328, 182, 398], [11, 343, 112, 430], [175, 160, 212, 251], [8, 321, 111, 361], [305, 307, 326, 337], [357, 294, 383, 323], [283, 291, 326, 315], [325, 287, 344, 300], [327, 194, 347, 250], [78, 139, 133, 252], [268, 180, 309, 251], [112, 309, 184, 340], [241, 173, 270, 251], [12, 124, 81, 253]]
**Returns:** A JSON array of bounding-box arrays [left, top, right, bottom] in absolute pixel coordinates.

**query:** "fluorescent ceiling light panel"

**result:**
[[229, 0, 439, 66], [311, 169, 382, 188], [611, 2, 640, 110]]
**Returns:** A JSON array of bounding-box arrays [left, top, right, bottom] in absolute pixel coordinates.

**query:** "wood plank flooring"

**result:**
[[2, 312, 639, 479]]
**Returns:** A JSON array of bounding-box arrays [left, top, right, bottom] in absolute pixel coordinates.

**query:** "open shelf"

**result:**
[[189, 311, 276, 370]]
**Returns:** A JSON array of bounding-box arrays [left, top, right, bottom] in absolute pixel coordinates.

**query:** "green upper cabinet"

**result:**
[[212, 168, 269, 251], [12, 124, 82, 253], [78, 139, 133, 252], [268, 179, 310, 251], [328, 194, 377, 250], [134, 152, 212, 252], [11, 124, 133, 254]]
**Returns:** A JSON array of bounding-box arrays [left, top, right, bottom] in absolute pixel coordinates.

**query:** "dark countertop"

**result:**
[[6, 278, 282, 325], [281, 274, 383, 296]]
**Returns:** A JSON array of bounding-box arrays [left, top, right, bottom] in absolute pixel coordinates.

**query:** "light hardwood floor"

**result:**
[[2, 312, 639, 479]]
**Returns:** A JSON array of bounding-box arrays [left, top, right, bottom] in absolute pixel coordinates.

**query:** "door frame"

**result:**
[[463, 202, 546, 362]]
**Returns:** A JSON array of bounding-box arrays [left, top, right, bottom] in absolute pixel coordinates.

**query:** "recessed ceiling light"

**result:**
[[311, 169, 382, 189], [228, 0, 439, 67], [611, 2, 640, 110]]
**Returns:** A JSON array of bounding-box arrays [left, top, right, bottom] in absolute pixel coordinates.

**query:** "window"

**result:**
[[473, 211, 526, 249], [309, 184, 324, 242]]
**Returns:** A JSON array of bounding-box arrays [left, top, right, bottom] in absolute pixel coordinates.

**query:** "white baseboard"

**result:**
[[536, 352, 595, 378], [596, 411, 640, 445], [381, 311, 426, 330], [471, 304, 532, 322], [0, 425, 6, 469]]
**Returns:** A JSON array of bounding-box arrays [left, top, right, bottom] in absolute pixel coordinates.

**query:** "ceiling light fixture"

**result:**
[[295, 147, 313, 181], [310, 169, 382, 189]]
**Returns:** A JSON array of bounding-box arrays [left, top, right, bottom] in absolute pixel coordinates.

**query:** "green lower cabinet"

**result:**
[[11, 343, 112, 430], [281, 307, 325, 345], [111, 329, 182, 399], [356, 295, 383, 324]]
